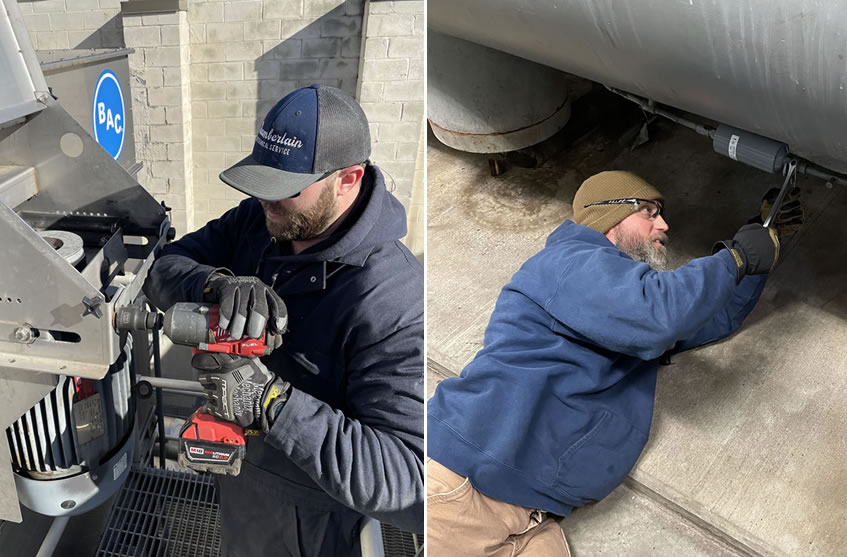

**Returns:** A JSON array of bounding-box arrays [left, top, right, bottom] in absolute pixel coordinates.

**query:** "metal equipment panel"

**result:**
[[0, 0, 49, 124]]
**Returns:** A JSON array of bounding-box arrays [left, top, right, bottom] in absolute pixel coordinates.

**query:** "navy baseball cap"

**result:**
[[220, 85, 371, 201]]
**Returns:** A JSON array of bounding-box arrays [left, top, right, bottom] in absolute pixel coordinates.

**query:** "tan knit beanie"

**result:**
[[572, 171, 665, 233]]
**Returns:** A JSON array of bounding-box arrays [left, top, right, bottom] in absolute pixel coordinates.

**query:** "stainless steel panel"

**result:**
[[0, 100, 168, 380], [429, 0, 847, 172], [0, 436, 21, 522], [0, 199, 118, 379], [0, 166, 37, 208], [0, 100, 165, 234], [39, 49, 138, 174], [0, 0, 49, 125]]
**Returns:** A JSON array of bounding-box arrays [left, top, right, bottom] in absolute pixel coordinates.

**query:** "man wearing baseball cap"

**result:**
[[144, 85, 423, 556], [426, 170, 798, 555]]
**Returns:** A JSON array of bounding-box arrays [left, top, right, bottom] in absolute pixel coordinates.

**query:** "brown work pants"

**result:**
[[427, 458, 571, 556]]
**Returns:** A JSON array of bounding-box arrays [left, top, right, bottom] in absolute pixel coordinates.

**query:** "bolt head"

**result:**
[[14, 326, 33, 344]]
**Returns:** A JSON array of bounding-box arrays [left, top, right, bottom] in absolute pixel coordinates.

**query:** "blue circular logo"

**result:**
[[91, 70, 125, 160]]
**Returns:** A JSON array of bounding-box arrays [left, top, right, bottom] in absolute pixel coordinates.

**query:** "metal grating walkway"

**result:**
[[381, 524, 422, 557], [95, 466, 221, 557]]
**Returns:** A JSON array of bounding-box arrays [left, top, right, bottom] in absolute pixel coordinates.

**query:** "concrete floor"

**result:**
[[426, 92, 847, 556]]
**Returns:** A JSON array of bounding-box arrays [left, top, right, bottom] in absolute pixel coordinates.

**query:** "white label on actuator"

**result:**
[[113, 452, 128, 481], [73, 393, 105, 445], [728, 134, 740, 160]]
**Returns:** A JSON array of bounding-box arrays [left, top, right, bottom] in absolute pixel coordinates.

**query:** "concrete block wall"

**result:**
[[357, 0, 424, 234], [18, 0, 124, 49], [19, 0, 424, 254], [406, 114, 424, 260], [188, 0, 365, 228], [122, 7, 195, 236]]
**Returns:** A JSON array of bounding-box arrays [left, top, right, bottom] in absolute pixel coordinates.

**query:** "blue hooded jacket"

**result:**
[[143, 166, 424, 535], [427, 220, 766, 516]]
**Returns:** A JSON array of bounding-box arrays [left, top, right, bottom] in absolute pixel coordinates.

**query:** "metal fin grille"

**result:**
[[6, 376, 77, 472], [96, 466, 221, 557], [6, 335, 133, 475], [381, 524, 422, 557]]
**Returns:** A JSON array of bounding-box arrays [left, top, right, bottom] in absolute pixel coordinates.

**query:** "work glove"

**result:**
[[750, 187, 805, 237], [713, 223, 780, 284], [203, 273, 288, 342], [192, 352, 290, 431]]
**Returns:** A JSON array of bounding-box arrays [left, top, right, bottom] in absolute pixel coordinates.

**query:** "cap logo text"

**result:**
[[257, 128, 304, 156]]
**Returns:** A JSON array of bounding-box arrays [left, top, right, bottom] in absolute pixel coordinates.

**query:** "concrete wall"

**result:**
[[357, 0, 424, 217], [122, 8, 195, 235], [187, 0, 362, 229], [17, 0, 424, 258], [18, 0, 124, 50]]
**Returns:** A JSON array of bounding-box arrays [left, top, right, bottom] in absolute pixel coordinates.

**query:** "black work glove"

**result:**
[[203, 273, 288, 341], [192, 352, 290, 431], [713, 224, 780, 283]]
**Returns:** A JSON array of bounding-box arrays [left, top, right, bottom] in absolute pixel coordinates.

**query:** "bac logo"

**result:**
[[189, 447, 205, 455], [91, 70, 125, 160]]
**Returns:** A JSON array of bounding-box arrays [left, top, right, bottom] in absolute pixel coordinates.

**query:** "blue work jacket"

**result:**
[[144, 165, 424, 536], [428, 220, 766, 516]]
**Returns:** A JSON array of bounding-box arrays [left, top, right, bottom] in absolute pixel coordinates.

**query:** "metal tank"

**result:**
[[428, 31, 572, 153], [428, 0, 847, 173]]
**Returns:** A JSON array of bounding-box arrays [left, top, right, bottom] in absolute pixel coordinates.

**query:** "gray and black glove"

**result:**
[[192, 352, 290, 431], [713, 223, 780, 283], [203, 273, 287, 341]]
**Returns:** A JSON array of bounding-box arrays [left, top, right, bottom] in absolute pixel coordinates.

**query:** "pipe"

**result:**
[[606, 86, 715, 138], [136, 376, 205, 393], [35, 516, 69, 557], [797, 160, 847, 187], [609, 86, 847, 187], [151, 327, 167, 469]]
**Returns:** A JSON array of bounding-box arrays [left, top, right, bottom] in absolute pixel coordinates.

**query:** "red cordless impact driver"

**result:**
[[117, 302, 280, 475], [160, 302, 281, 476]]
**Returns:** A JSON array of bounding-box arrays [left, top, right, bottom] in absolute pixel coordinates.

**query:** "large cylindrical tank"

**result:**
[[429, 0, 847, 172], [428, 31, 572, 153]]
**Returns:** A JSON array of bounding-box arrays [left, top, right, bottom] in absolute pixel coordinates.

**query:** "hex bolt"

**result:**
[[14, 326, 34, 344]]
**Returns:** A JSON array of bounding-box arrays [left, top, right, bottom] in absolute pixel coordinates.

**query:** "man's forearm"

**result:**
[[265, 388, 424, 533], [143, 253, 217, 310]]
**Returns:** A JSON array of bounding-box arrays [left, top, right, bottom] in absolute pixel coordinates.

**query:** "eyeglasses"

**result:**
[[583, 198, 663, 220]]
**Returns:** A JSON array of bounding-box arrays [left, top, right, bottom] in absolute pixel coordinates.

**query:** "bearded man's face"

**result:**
[[614, 226, 670, 271], [260, 174, 338, 242], [609, 206, 670, 271]]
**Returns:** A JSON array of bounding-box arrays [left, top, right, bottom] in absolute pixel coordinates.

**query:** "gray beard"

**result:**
[[261, 182, 337, 242], [615, 229, 670, 271]]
